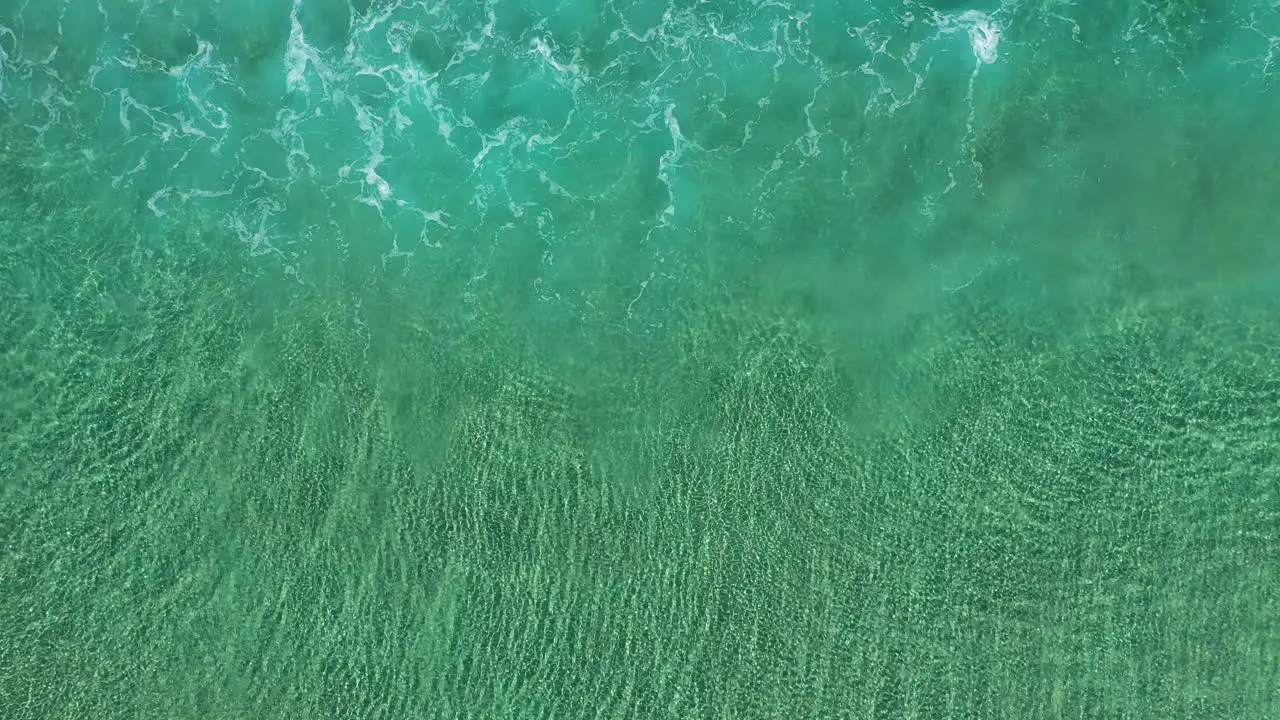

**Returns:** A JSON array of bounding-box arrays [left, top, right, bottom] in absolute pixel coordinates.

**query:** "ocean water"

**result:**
[[1, 0, 1278, 717]]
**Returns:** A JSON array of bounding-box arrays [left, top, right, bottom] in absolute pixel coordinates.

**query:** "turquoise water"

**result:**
[[2, 0, 1278, 717]]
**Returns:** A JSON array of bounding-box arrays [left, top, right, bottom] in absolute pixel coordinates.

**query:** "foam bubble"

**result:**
[[963, 11, 1002, 65]]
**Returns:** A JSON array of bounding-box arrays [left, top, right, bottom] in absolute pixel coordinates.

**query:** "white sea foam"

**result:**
[[0, 25, 12, 96], [936, 10, 1002, 65], [966, 12, 1002, 65]]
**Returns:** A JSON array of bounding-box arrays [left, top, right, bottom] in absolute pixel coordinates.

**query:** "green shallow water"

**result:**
[[1, 1, 1278, 717]]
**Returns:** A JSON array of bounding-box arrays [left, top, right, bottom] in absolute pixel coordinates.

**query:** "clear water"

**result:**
[[2, 1, 1278, 717]]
